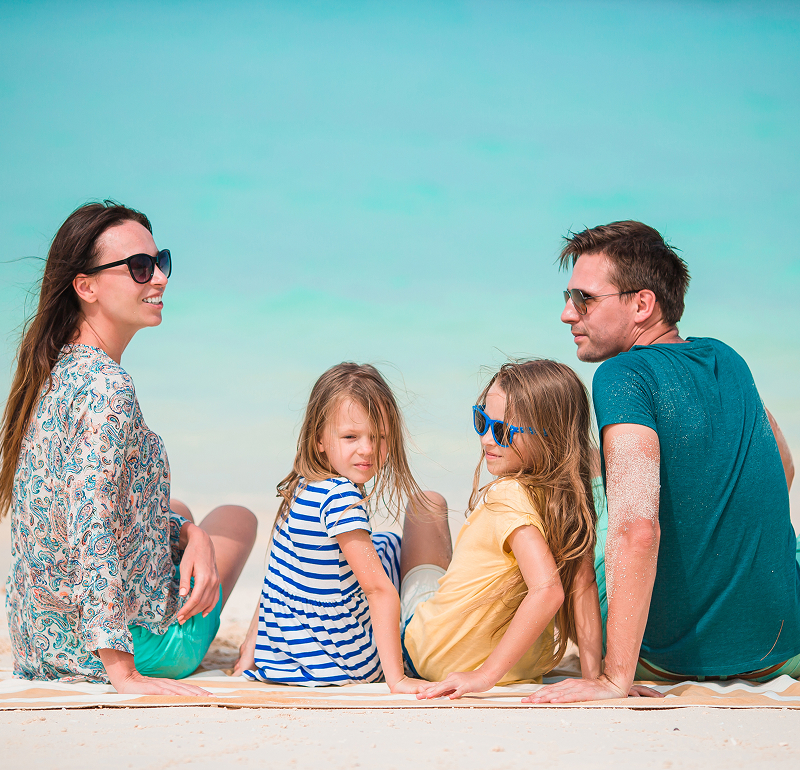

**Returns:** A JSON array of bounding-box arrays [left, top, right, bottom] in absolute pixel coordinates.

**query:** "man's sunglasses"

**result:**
[[84, 249, 172, 284], [472, 405, 545, 448], [563, 288, 639, 315]]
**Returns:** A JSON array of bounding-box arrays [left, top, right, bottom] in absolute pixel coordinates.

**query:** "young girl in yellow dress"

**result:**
[[400, 360, 603, 697]]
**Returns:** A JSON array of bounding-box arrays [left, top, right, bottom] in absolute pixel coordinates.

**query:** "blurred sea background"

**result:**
[[1, 0, 798, 565]]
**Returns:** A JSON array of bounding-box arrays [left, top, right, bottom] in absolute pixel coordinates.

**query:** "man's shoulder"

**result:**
[[595, 338, 741, 381], [592, 349, 651, 393]]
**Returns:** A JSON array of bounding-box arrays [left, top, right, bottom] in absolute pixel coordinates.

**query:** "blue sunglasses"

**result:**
[[472, 405, 546, 448]]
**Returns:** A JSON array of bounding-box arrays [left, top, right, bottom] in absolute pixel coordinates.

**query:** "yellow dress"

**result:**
[[404, 478, 555, 685]]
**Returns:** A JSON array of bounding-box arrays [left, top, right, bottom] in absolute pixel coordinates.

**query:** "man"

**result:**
[[529, 221, 799, 703]]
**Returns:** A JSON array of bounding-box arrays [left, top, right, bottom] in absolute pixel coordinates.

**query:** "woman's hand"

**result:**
[[99, 649, 212, 697], [388, 675, 429, 695], [416, 670, 495, 700], [177, 523, 221, 624]]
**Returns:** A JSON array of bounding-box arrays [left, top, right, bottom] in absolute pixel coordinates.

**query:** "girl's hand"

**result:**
[[416, 670, 495, 700], [388, 675, 429, 694], [233, 594, 262, 677], [177, 523, 221, 624], [232, 633, 257, 677]]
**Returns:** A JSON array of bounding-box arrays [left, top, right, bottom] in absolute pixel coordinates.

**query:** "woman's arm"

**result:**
[[69, 379, 213, 694], [418, 524, 564, 699], [337, 529, 427, 694], [572, 553, 602, 679], [175, 521, 221, 624]]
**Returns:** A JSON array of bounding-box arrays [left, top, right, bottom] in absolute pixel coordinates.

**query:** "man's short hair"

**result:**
[[559, 221, 690, 326]]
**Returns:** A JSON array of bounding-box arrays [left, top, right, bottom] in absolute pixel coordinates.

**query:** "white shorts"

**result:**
[[399, 563, 446, 628]]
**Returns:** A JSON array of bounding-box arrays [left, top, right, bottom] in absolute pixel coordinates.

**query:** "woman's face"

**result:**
[[481, 382, 526, 476], [75, 220, 167, 336]]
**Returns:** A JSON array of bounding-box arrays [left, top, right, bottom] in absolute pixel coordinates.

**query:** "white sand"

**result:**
[[1, 703, 799, 768], [2, 513, 800, 768]]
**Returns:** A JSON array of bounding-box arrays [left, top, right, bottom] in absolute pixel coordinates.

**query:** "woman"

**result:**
[[0, 201, 257, 695]]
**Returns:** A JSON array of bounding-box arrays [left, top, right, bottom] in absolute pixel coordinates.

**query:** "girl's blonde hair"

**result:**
[[275, 362, 421, 532], [469, 359, 597, 672]]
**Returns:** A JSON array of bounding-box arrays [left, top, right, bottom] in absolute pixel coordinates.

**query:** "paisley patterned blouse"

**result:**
[[5, 345, 188, 681]]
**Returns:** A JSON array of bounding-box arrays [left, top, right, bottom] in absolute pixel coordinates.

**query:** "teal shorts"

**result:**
[[592, 477, 800, 682], [130, 577, 222, 680]]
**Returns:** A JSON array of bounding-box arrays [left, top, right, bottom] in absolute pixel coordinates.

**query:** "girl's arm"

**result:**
[[337, 529, 427, 694], [232, 595, 261, 677], [418, 524, 564, 699], [572, 553, 602, 679]]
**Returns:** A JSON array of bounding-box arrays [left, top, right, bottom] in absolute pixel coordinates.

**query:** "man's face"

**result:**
[[561, 252, 638, 362]]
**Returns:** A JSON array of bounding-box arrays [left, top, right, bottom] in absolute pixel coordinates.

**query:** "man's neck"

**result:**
[[629, 323, 684, 349]]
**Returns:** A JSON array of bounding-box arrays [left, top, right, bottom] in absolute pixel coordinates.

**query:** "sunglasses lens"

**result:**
[[491, 421, 511, 447], [129, 254, 153, 283], [473, 407, 487, 435], [157, 249, 172, 278], [568, 289, 587, 315]]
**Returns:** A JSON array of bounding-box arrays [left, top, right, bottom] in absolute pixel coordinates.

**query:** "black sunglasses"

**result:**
[[563, 288, 640, 315], [85, 249, 172, 284]]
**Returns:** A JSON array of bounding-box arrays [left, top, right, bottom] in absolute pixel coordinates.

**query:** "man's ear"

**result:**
[[633, 289, 659, 323], [72, 273, 98, 304]]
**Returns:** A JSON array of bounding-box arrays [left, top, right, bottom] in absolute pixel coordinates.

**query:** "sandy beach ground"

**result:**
[[2, 512, 800, 768]]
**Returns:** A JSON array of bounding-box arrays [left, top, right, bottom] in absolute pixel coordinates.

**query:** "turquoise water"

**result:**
[[1, 1, 798, 522]]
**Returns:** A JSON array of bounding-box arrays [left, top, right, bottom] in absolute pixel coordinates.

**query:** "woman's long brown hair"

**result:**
[[275, 362, 422, 533], [469, 359, 597, 672], [0, 201, 152, 519]]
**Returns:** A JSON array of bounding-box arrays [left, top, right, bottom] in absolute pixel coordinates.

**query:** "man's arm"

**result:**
[[766, 409, 794, 492], [525, 423, 661, 703]]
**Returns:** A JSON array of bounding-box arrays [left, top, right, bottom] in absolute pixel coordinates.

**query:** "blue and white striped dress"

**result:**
[[245, 477, 402, 686]]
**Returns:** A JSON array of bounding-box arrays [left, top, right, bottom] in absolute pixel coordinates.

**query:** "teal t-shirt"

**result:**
[[593, 337, 800, 675]]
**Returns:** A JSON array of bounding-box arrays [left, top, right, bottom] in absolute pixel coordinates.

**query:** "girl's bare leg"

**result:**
[[401, 491, 453, 581], [197, 505, 258, 607]]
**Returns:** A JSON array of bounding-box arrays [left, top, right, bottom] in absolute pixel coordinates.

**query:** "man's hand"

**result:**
[[417, 670, 495, 700], [522, 676, 663, 703], [177, 523, 220, 624]]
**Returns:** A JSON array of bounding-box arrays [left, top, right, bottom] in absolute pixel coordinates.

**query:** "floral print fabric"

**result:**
[[5, 345, 187, 681]]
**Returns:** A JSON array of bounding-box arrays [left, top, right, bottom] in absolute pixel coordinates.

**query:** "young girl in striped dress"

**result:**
[[234, 363, 428, 691]]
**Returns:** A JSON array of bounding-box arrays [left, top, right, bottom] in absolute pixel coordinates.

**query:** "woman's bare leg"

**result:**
[[401, 491, 453, 581], [197, 505, 258, 607], [170, 499, 194, 523]]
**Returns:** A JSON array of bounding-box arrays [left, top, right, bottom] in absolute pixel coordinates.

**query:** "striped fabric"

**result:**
[[245, 477, 402, 686]]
